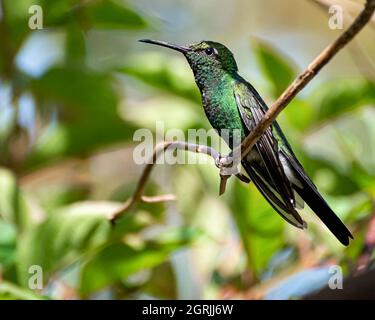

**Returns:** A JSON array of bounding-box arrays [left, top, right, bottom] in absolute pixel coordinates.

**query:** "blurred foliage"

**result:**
[[0, 0, 374, 300], [28, 67, 136, 167], [252, 38, 296, 98]]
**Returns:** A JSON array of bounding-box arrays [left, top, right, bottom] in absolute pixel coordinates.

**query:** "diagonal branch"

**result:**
[[110, 0, 375, 223], [236, 0, 375, 160]]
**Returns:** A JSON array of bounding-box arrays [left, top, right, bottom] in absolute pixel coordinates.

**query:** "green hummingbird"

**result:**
[[139, 39, 353, 246]]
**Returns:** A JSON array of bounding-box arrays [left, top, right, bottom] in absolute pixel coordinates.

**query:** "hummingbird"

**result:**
[[139, 39, 353, 246]]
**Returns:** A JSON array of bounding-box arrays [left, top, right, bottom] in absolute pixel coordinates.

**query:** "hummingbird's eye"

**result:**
[[204, 47, 214, 56]]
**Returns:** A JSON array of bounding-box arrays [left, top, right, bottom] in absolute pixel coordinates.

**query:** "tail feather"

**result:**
[[282, 150, 353, 246], [294, 182, 353, 246]]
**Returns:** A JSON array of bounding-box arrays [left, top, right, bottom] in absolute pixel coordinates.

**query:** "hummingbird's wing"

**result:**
[[235, 82, 352, 245], [241, 160, 306, 228], [275, 127, 353, 245], [233, 83, 305, 228]]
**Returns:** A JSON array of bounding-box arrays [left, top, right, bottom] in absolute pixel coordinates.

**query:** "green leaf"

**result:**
[[300, 108, 375, 196], [252, 38, 296, 98], [350, 161, 375, 193], [17, 201, 113, 287], [311, 79, 375, 123], [281, 99, 315, 132], [230, 181, 284, 275], [298, 154, 361, 196], [80, 243, 168, 297], [118, 53, 200, 103], [142, 262, 177, 299], [0, 221, 17, 268], [2, 0, 37, 47], [40, 0, 71, 26], [331, 192, 373, 224], [0, 168, 30, 231], [110, 211, 154, 240], [27, 67, 136, 169], [65, 23, 86, 65], [79, 227, 200, 296], [36, 183, 91, 213], [0, 281, 45, 300], [84, 0, 147, 30], [43, 0, 147, 30]]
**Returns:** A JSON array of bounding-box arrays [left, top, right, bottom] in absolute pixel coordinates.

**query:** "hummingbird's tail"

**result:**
[[282, 150, 353, 246], [293, 178, 353, 246]]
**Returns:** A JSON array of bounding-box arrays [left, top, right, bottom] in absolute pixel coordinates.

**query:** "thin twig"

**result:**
[[110, 141, 224, 222], [311, 0, 375, 81], [141, 194, 176, 203], [236, 0, 375, 161], [312, 0, 375, 28]]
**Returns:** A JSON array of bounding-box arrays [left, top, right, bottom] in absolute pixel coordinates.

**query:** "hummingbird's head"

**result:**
[[139, 39, 238, 74]]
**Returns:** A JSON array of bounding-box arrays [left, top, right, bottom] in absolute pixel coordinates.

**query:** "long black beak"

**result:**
[[139, 39, 191, 53]]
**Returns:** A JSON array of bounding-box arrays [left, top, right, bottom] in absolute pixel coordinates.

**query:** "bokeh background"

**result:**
[[0, 0, 374, 299]]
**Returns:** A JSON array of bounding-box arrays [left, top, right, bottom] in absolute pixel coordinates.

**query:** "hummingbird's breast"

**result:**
[[200, 76, 247, 148]]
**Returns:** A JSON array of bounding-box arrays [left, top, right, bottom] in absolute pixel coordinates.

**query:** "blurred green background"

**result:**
[[0, 0, 374, 299]]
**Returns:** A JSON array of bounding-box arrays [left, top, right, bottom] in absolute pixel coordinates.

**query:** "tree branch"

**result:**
[[110, 141, 228, 222], [236, 0, 375, 160], [110, 0, 375, 222], [141, 194, 177, 203]]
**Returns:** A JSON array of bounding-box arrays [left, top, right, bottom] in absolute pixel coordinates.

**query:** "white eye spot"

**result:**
[[204, 47, 214, 55]]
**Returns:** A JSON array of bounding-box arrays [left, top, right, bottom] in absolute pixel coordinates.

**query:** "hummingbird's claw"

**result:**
[[235, 173, 251, 184], [219, 174, 230, 196]]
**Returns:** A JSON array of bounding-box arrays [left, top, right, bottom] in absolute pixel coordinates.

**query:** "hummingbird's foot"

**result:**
[[215, 153, 243, 195], [214, 154, 232, 169], [218, 170, 250, 196], [219, 174, 230, 196], [235, 172, 251, 184], [214, 153, 240, 176]]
